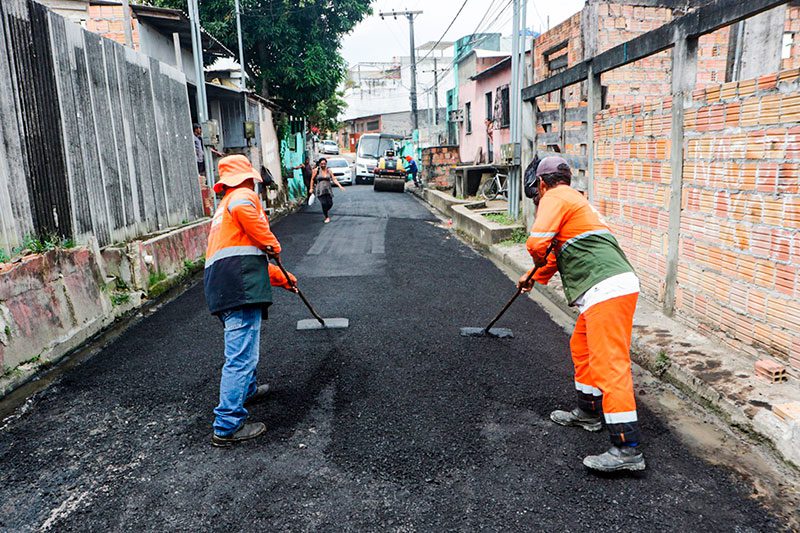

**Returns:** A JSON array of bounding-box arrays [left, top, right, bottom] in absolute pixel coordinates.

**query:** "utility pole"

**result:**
[[187, 0, 217, 209], [234, 0, 246, 91], [379, 10, 422, 131], [508, 0, 526, 217], [120, 0, 133, 47], [422, 58, 447, 127]]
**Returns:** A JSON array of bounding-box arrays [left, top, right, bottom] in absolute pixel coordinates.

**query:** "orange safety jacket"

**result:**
[[526, 185, 634, 305], [204, 186, 290, 315]]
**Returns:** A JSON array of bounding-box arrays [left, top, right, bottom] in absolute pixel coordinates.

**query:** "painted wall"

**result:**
[[458, 66, 512, 164]]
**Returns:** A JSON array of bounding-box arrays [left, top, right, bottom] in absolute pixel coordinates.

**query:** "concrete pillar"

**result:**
[[521, 98, 537, 228], [737, 5, 786, 80], [663, 34, 698, 316], [586, 62, 602, 204]]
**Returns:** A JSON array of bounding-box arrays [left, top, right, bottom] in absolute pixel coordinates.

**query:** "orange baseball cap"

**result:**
[[213, 155, 262, 193]]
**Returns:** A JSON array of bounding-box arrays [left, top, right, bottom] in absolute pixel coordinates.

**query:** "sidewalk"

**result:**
[[412, 185, 800, 468]]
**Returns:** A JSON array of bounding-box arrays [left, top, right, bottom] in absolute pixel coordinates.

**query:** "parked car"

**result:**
[[320, 139, 339, 155], [326, 157, 353, 185]]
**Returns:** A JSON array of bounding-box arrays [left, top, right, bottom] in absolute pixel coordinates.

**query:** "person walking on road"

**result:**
[[293, 157, 313, 197], [309, 157, 345, 224], [404, 155, 420, 188], [204, 154, 298, 448], [518, 156, 645, 473]]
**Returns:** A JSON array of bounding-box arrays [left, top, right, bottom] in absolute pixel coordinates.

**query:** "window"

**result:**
[[783, 32, 794, 60], [485, 92, 493, 122], [465, 102, 472, 134], [499, 86, 510, 128], [366, 120, 380, 131]]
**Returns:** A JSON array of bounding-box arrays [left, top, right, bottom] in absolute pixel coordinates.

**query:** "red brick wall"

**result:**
[[783, 6, 800, 71], [421, 146, 459, 189], [86, 4, 140, 48], [697, 27, 730, 87], [596, 3, 673, 107], [593, 99, 672, 300], [533, 12, 584, 104], [678, 69, 800, 369]]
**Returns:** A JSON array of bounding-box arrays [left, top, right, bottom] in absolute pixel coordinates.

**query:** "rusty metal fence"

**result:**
[[0, 0, 203, 251]]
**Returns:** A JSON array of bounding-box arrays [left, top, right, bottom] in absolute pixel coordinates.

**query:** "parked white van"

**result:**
[[354, 133, 403, 184]]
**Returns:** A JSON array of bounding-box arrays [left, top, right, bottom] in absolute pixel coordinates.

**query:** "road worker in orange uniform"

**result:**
[[518, 156, 645, 472], [204, 155, 297, 448]]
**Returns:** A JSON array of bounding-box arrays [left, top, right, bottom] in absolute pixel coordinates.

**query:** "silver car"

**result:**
[[320, 140, 339, 155], [326, 157, 353, 185]]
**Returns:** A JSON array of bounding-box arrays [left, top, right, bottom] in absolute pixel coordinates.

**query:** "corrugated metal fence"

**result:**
[[0, 0, 203, 251]]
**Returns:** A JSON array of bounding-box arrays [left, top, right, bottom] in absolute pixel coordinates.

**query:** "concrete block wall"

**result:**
[[677, 69, 800, 369], [594, 99, 672, 301], [421, 146, 459, 189]]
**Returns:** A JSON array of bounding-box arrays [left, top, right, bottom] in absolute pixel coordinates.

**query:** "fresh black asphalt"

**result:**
[[0, 186, 781, 531]]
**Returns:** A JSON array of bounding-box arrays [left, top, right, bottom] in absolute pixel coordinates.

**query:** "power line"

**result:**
[[416, 0, 470, 65]]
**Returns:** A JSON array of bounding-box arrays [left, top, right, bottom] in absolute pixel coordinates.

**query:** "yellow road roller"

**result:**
[[373, 149, 407, 193]]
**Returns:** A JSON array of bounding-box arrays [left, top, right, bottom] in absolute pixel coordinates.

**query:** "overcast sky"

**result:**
[[341, 0, 586, 65]]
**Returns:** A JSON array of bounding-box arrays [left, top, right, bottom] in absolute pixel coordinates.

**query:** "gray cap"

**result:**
[[535, 156, 571, 179]]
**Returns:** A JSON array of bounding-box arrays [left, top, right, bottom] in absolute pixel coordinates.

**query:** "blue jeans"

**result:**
[[213, 307, 261, 436]]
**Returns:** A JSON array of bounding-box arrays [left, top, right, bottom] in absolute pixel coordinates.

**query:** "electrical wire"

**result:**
[[416, 0, 470, 65]]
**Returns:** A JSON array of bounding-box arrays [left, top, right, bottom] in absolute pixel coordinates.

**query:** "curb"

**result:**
[[485, 243, 800, 470]]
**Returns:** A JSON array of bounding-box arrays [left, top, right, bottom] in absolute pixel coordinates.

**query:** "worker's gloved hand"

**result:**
[[264, 246, 280, 261], [268, 264, 297, 292], [517, 270, 535, 293]]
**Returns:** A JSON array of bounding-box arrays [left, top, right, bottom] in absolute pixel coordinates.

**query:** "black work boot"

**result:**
[[211, 422, 266, 448], [550, 407, 603, 432], [583, 445, 646, 472], [244, 383, 270, 405]]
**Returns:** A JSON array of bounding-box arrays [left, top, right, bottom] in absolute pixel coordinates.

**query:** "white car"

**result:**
[[320, 140, 339, 155], [326, 157, 353, 185]]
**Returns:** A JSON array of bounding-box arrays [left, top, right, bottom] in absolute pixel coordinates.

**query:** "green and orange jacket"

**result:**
[[203, 186, 293, 315], [526, 185, 634, 305]]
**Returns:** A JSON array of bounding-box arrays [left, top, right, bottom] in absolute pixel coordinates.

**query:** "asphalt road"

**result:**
[[0, 186, 782, 531]]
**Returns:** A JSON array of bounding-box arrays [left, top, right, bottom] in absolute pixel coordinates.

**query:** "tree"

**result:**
[[154, 0, 370, 116], [308, 90, 346, 133]]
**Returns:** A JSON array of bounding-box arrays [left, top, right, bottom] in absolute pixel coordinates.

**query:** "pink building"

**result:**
[[458, 56, 512, 165]]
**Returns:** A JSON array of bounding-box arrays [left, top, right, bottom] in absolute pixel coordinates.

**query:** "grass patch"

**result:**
[[654, 349, 671, 376], [111, 292, 130, 306], [148, 270, 167, 287], [499, 227, 529, 246], [483, 212, 518, 226]]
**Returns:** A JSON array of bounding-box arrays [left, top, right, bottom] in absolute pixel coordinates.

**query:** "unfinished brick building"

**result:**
[[524, 0, 800, 371]]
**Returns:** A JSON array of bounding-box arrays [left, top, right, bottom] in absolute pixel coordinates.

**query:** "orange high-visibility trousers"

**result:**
[[569, 292, 640, 445]]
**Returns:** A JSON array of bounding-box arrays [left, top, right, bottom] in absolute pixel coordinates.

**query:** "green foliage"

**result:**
[[654, 349, 671, 376], [0, 249, 9, 263], [148, 270, 168, 287], [152, 0, 372, 116], [483, 212, 518, 226], [499, 228, 528, 246], [308, 90, 346, 132], [111, 292, 131, 306]]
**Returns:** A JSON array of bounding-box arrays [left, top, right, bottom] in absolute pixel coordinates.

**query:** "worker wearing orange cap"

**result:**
[[205, 154, 297, 448], [519, 156, 645, 472]]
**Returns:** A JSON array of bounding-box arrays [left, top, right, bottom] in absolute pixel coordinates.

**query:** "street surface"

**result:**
[[0, 187, 783, 531]]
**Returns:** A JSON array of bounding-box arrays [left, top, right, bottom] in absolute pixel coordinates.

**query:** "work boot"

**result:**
[[550, 407, 603, 432], [583, 445, 646, 472], [211, 422, 266, 448], [244, 383, 270, 405]]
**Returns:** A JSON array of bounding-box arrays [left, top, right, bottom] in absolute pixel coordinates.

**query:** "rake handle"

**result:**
[[272, 255, 326, 327], [482, 242, 555, 334]]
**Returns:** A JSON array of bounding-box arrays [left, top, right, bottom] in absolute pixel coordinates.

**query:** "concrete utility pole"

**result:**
[[379, 9, 422, 131], [422, 58, 448, 126], [234, 0, 246, 91], [187, 0, 217, 209], [508, 0, 525, 217]]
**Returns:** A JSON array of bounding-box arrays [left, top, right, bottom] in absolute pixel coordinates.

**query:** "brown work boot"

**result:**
[[211, 422, 266, 448]]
